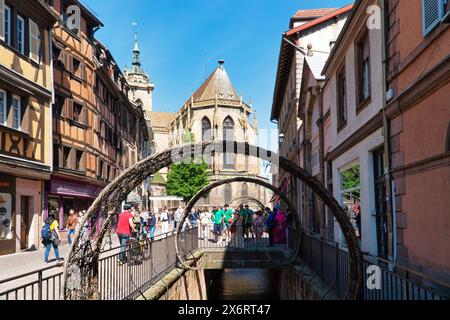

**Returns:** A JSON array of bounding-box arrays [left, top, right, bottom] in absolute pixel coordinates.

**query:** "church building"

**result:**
[[168, 60, 271, 207]]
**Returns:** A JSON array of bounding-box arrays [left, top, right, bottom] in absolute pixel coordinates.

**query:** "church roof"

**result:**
[[187, 61, 240, 104], [149, 112, 176, 128]]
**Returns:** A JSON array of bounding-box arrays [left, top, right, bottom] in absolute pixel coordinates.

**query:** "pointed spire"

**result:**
[[133, 32, 140, 52], [130, 32, 147, 76], [132, 32, 141, 69]]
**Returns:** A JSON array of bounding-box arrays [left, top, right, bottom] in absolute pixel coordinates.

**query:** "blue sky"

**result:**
[[84, 0, 351, 149]]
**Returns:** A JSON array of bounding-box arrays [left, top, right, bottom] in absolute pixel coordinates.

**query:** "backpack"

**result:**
[[41, 222, 52, 241]]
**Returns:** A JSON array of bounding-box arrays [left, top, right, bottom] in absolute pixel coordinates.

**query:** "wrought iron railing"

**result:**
[[197, 223, 272, 249], [299, 231, 450, 300], [0, 228, 198, 300]]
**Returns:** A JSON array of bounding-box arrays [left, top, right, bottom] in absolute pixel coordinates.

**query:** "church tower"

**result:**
[[125, 32, 154, 119]]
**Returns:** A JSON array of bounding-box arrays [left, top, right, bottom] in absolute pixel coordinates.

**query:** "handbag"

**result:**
[[51, 231, 61, 245]]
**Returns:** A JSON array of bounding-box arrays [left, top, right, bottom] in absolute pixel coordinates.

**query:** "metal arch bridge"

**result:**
[[61, 141, 363, 300]]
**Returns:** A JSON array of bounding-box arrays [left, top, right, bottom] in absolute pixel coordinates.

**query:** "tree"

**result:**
[[166, 160, 209, 202]]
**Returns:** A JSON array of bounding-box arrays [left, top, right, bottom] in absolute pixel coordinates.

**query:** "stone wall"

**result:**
[[137, 251, 207, 300], [275, 261, 337, 300]]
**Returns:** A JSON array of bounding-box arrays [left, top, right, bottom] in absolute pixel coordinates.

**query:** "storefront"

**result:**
[[0, 175, 15, 255], [45, 177, 102, 239]]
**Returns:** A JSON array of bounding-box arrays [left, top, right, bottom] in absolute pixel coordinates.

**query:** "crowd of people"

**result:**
[[40, 202, 289, 263], [197, 203, 289, 247]]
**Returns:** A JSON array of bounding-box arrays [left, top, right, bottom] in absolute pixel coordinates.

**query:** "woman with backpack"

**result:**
[[42, 211, 63, 263]]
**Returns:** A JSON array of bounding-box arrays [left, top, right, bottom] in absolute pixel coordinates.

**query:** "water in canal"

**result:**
[[206, 269, 279, 300]]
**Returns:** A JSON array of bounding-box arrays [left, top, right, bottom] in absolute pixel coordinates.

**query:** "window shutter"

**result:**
[[61, 50, 69, 70], [82, 102, 87, 125], [0, 0, 4, 42], [66, 52, 73, 73], [103, 162, 107, 179], [81, 62, 87, 81], [423, 0, 444, 35], [68, 148, 75, 170], [29, 19, 40, 62], [92, 114, 100, 132], [66, 99, 74, 120]]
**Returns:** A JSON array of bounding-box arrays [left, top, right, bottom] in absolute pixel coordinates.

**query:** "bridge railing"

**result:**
[[98, 226, 198, 300], [0, 228, 198, 300], [299, 231, 450, 300], [197, 223, 273, 249]]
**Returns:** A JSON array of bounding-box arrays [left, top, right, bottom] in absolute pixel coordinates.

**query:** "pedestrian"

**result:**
[[253, 211, 265, 244], [212, 205, 225, 243], [116, 204, 135, 264], [189, 208, 199, 227], [42, 212, 63, 263], [243, 205, 254, 240], [132, 209, 142, 239], [199, 208, 212, 239], [140, 208, 149, 238], [66, 209, 78, 245], [174, 206, 183, 230], [273, 206, 287, 245], [230, 208, 244, 248], [223, 204, 234, 242], [352, 203, 362, 239], [148, 208, 157, 241], [265, 207, 276, 247], [160, 206, 170, 235]]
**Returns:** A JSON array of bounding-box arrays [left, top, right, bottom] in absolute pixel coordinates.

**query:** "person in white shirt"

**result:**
[[160, 206, 170, 235], [174, 207, 183, 230], [199, 208, 212, 239]]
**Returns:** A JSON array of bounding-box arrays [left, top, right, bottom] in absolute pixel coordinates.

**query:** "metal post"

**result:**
[[38, 270, 43, 300], [320, 236, 324, 280], [335, 242, 340, 299]]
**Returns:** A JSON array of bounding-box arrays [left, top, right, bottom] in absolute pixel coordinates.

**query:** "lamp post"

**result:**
[[279, 133, 285, 144]]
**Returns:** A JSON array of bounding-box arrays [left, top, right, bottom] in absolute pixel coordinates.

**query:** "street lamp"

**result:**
[[279, 133, 285, 144]]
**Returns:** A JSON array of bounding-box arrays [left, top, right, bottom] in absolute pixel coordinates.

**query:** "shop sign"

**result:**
[[51, 179, 101, 198]]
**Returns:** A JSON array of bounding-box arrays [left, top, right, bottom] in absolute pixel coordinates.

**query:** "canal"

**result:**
[[205, 269, 279, 300]]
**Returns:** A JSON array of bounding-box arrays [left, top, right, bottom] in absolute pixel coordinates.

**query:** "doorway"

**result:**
[[373, 146, 388, 258], [20, 196, 31, 250]]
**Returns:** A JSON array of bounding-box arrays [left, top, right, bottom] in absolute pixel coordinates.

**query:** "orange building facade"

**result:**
[[385, 0, 450, 286]]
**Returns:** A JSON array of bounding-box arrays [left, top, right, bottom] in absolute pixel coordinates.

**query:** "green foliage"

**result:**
[[182, 129, 195, 143], [167, 159, 209, 202], [341, 165, 361, 198]]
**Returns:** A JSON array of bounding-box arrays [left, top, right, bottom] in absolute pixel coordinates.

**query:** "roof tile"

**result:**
[[293, 8, 338, 19]]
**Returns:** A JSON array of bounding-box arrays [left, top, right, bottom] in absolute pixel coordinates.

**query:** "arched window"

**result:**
[[150, 142, 157, 155], [241, 183, 248, 197], [202, 117, 212, 168], [223, 116, 235, 169], [224, 184, 232, 204], [202, 117, 212, 141]]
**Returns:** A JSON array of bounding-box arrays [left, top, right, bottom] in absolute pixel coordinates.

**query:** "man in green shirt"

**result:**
[[243, 205, 255, 239], [212, 205, 225, 242], [223, 204, 234, 242]]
